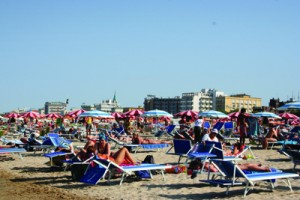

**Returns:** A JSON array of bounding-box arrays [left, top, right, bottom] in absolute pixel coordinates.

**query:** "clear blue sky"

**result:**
[[1, 0, 299, 113]]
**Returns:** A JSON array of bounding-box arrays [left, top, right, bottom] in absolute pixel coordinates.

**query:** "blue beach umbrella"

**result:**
[[251, 112, 281, 119], [142, 109, 173, 118], [198, 110, 229, 119], [277, 102, 300, 111], [78, 110, 113, 118]]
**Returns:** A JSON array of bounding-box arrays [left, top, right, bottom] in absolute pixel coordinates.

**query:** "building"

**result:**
[[216, 94, 262, 113], [44, 102, 67, 115], [143, 95, 181, 114], [180, 89, 225, 112], [81, 104, 95, 111]]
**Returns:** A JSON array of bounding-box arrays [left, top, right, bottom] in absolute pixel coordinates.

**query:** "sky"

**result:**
[[1, 0, 299, 113]]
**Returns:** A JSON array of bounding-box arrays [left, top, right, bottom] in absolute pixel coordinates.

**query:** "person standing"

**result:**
[[237, 108, 248, 146], [193, 116, 204, 143]]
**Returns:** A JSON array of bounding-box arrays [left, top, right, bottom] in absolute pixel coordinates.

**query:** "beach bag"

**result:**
[[143, 155, 158, 175], [134, 155, 155, 179]]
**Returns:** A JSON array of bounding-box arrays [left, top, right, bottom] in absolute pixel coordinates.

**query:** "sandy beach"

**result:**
[[1, 141, 300, 200]]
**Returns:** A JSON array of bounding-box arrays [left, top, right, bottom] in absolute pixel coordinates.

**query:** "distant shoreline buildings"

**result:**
[[3, 89, 297, 115]]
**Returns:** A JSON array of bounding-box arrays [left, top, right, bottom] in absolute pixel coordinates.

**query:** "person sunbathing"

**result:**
[[261, 123, 278, 149], [77, 135, 97, 161], [95, 134, 136, 165], [132, 133, 172, 145]]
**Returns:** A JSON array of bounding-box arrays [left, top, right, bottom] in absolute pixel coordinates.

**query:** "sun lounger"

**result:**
[[166, 139, 193, 163], [43, 151, 75, 167], [89, 159, 172, 185], [280, 149, 300, 170], [0, 147, 26, 159], [201, 159, 299, 197]]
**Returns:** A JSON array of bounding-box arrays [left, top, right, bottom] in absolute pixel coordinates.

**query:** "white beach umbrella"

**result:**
[[251, 112, 281, 119], [198, 110, 229, 119], [78, 110, 113, 118], [142, 109, 173, 118]]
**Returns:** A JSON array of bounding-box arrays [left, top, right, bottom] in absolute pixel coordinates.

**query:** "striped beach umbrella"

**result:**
[[277, 102, 300, 111], [22, 111, 41, 118], [78, 110, 113, 118], [198, 110, 229, 119], [251, 112, 281, 119], [142, 109, 173, 118]]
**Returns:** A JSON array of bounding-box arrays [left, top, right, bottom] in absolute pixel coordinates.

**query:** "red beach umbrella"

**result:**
[[6, 113, 20, 118], [45, 113, 62, 119], [279, 113, 298, 119], [22, 111, 41, 118], [66, 109, 86, 118], [174, 110, 198, 119], [124, 109, 144, 116]]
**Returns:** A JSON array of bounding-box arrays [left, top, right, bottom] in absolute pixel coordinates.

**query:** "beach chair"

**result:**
[[280, 149, 300, 170], [166, 139, 193, 164], [221, 122, 239, 145], [201, 159, 299, 197], [154, 124, 176, 137], [186, 142, 218, 174], [0, 147, 26, 159], [203, 121, 211, 129], [207, 141, 256, 161], [89, 158, 172, 185]]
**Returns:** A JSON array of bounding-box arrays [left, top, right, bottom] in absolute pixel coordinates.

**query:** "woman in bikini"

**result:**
[[95, 135, 136, 165]]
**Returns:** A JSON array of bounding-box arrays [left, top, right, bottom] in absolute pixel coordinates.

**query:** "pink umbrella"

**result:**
[[124, 109, 144, 116], [174, 110, 198, 119], [279, 113, 298, 119], [228, 112, 251, 119], [66, 109, 86, 118], [22, 111, 41, 118], [291, 119, 300, 125], [6, 113, 20, 118], [45, 113, 62, 119], [112, 112, 125, 119]]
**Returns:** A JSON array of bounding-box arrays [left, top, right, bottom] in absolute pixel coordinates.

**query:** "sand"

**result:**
[[0, 141, 300, 200]]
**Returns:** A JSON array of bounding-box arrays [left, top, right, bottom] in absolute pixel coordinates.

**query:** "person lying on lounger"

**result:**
[[188, 159, 272, 179], [95, 134, 136, 165], [131, 133, 172, 145]]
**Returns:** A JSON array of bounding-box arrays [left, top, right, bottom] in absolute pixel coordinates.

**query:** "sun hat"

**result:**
[[211, 128, 218, 134]]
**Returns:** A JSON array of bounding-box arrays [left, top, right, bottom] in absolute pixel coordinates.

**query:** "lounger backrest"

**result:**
[[224, 122, 234, 130], [203, 121, 211, 129], [173, 139, 192, 155], [48, 133, 59, 138], [212, 160, 244, 178], [189, 142, 215, 154], [213, 121, 224, 131], [166, 125, 176, 134], [205, 141, 225, 159]]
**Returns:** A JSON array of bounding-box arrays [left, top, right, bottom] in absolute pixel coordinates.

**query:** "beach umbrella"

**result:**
[[78, 110, 113, 118], [174, 110, 198, 119], [66, 109, 86, 118], [198, 110, 229, 119], [142, 109, 173, 118], [22, 111, 41, 118], [123, 109, 144, 116], [45, 113, 62, 119], [112, 112, 125, 119], [6, 113, 20, 118], [279, 113, 298, 119], [277, 102, 300, 111], [251, 112, 281, 119]]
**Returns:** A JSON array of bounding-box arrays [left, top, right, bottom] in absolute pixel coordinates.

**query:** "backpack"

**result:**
[[142, 155, 158, 175]]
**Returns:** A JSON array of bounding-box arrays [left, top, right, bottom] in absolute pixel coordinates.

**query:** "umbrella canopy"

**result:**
[[277, 102, 300, 111], [174, 110, 198, 119], [279, 113, 298, 119], [198, 110, 229, 119], [123, 109, 144, 116], [45, 113, 62, 119], [78, 110, 113, 118], [66, 109, 86, 118], [142, 109, 173, 118], [22, 111, 41, 118], [112, 112, 125, 119], [251, 112, 281, 119], [6, 113, 20, 118]]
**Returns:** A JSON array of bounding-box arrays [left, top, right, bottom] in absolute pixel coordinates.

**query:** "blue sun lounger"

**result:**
[[83, 158, 172, 185], [166, 139, 193, 164], [0, 148, 26, 159], [201, 159, 299, 197]]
